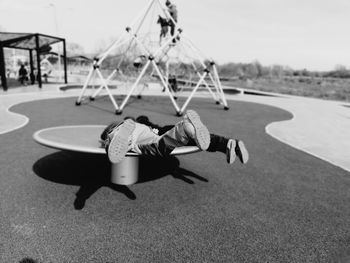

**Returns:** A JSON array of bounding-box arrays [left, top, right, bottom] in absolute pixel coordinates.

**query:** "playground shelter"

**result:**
[[0, 32, 68, 91]]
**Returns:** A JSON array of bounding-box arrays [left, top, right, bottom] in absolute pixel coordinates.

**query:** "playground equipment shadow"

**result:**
[[33, 151, 207, 209]]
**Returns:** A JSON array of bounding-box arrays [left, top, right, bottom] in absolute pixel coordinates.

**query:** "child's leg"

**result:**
[[161, 110, 210, 150], [105, 120, 160, 163], [233, 140, 249, 164], [207, 134, 229, 152], [135, 110, 210, 157], [135, 114, 249, 164], [135, 115, 174, 135], [105, 119, 136, 163], [207, 133, 249, 164]]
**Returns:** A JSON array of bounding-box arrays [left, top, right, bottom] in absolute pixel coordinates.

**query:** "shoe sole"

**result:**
[[185, 110, 210, 150], [236, 140, 249, 164], [108, 120, 135, 163], [227, 139, 236, 164]]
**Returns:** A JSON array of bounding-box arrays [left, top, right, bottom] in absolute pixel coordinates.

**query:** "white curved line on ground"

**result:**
[[0, 87, 79, 135], [265, 120, 350, 173], [1, 109, 29, 135], [229, 93, 350, 173]]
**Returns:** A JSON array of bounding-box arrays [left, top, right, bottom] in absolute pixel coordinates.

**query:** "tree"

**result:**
[[245, 63, 259, 78], [270, 65, 284, 78], [334, 64, 347, 72], [331, 64, 350, 78], [252, 60, 264, 77], [66, 42, 85, 56]]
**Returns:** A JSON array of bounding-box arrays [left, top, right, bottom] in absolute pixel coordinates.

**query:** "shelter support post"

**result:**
[[29, 50, 34, 84], [63, 39, 68, 84], [35, 34, 42, 88], [0, 44, 7, 91]]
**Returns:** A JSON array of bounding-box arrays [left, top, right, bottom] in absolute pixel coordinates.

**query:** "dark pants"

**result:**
[[101, 122, 229, 155], [169, 20, 176, 37], [159, 125, 228, 153]]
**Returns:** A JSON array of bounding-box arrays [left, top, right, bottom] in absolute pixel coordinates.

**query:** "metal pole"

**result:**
[[78, 36, 130, 106], [177, 41, 219, 102], [119, 60, 152, 112], [97, 0, 154, 66], [126, 28, 181, 74], [129, 31, 153, 57], [128, 0, 155, 31], [183, 35, 213, 62], [123, 21, 181, 63], [97, 32, 132, 66], [0, 44, 7, 91], [157, 0, 178, 28], [182, 38, 223, 103], [29, 50, 34, 84], [151, 60, 181, 114], [63, 39, 68, 84], [154, 29, 182, 58], [114, 0, 156, 69], [212, 64, 228, 108], [76, 65, 95, 104], [164, 59, 177, 98], [180, 71, 208, 113], [181, 37, 223, 102], [35, 34, 42, 88], [91, 69, 117, 99], [95, 68, 120, 112], [190, 63, 218, 101], [132, 0, 155, 34]]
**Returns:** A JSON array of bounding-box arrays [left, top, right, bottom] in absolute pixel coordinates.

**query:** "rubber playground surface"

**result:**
[[1, 89, 350, 262]]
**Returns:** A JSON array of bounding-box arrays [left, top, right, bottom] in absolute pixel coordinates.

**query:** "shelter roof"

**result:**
[[0, 32, 64, 50]]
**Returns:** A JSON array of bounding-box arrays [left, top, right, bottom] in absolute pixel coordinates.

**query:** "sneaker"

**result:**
[[235, 140, 249, 164], [106, 119, 135, 163], [226, 139, 236, 164], [184, 110, 210, 150]]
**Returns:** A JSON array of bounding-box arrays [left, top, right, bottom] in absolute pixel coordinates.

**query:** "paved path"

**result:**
[[1, 83, 350, 172]]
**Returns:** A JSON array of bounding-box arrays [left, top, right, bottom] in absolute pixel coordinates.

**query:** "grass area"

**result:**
[[222, 77, 350, 102]]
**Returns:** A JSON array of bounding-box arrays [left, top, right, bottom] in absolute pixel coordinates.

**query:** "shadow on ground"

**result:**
[[33, 151, 207, 210], [18, 258, 38, 263]]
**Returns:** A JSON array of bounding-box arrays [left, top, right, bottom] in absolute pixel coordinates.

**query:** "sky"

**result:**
[[1, 0, 350, 71]]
